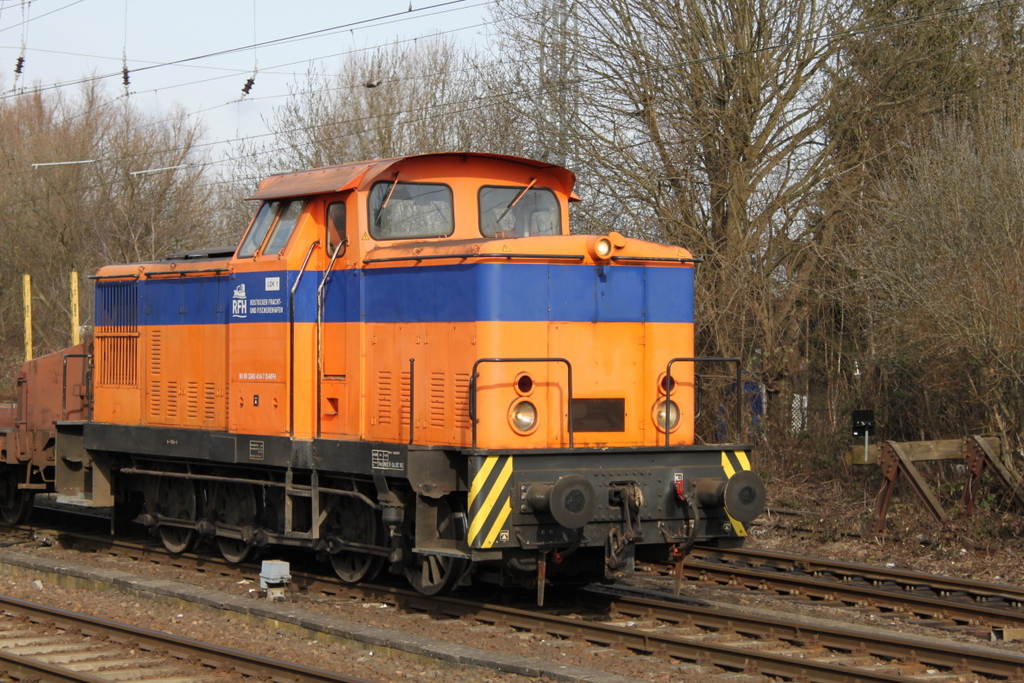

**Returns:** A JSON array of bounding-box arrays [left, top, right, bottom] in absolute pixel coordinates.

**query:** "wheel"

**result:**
[[154, 477, 197, 554], [324, 492, 384, 584], [404, 495, 470, 596], [0, 466, 34, 525], [211, 481, 257, 563]]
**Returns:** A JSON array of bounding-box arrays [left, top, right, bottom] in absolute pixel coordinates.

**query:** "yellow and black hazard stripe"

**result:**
[[720, 450, 752, 537], [468, 455, 514, 549]]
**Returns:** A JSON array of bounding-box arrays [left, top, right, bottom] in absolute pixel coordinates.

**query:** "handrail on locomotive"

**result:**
[[469, 357, 574, 449], [664, 357, 743, 448]]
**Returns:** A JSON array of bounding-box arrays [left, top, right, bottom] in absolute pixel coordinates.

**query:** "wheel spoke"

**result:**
[[325, 490, 383, 584], [405, 495, 469, 596], [213, 482, 256, 563], [0, 467, 33, 525], [153, 478, 196, 554]]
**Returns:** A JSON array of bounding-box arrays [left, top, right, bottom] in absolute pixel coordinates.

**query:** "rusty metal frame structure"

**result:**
[[871, 436, 1024, 535], [962, 435, 1024, 515]]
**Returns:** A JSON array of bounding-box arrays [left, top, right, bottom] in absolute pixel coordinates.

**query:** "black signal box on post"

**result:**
[[852, 410, 875, 438]]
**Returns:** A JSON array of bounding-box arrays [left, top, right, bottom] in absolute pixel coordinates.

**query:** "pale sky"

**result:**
[[0, 0, 493, 165]]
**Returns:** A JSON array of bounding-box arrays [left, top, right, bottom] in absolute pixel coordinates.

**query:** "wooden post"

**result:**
[[70, 271, 80, 346], [22, 273, 32, 361]]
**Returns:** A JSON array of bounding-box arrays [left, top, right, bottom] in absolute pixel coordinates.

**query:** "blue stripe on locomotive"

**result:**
[[95, 263, 694, 326]]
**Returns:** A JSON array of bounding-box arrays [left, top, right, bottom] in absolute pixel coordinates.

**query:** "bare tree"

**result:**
[[846, 97, 1024, 447], [0, 83, 214, 392], [493, 0, 854, 440], [810, 0, 1024, 447], [240, 36, 527, 179]]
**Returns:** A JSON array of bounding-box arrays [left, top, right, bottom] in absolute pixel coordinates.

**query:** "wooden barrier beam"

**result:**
[[847, 437, 1001, 465]]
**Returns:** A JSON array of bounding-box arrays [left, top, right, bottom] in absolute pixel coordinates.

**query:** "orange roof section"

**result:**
[[247, 152, 579, 201]]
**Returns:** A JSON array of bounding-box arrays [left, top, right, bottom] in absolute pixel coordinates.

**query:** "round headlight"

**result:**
[[594, 237, 612, 259], [510, 400, 537, 433], [654, 400, 680, 431]]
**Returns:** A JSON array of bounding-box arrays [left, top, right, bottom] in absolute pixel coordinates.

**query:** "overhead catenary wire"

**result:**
[[0, 0, 479, 102], [0, 11, 491, 171], [0, 0, 1017, 204], [0, 0, 86, 36], [0, 0, 490, 163]]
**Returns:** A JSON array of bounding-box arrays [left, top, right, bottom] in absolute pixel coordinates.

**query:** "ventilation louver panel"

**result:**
[[96, 281, 139, 388]]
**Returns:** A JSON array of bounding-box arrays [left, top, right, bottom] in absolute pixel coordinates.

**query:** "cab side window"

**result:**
[[236, 200, 307, 259], [327, 202, 346, 256], [263, 201, 305, 255], [237, 202, 277, 258]]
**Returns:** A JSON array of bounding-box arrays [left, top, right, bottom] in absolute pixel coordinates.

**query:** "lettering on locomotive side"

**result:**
[[231, 282, 283, 316], [238, 373, 278, 381], [249, 440, 265, 460], [371, 449, 404, 471], [249, 298, 283, 314]]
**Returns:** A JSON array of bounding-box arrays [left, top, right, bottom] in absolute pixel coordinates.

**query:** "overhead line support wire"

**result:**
[[0, 0, 478, 101]]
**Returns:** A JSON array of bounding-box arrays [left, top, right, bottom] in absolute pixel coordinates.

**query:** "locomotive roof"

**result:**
[[247, 152, 577, 201]]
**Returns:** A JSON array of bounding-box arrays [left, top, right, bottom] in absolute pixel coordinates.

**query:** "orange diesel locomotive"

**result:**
[[0, 153, 765, 600]]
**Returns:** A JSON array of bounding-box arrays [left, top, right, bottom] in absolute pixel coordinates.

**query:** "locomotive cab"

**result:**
[[14, 152, 765, 603]]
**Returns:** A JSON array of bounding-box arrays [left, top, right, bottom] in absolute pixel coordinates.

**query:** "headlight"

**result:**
[[510, 400, 537, 433], [654, 400, 680, 431], [588, 236, 614, 261]]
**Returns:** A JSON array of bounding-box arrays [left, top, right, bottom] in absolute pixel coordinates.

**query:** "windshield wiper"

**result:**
[[374, 172, 401, 225], [496, 177, 537, 225]]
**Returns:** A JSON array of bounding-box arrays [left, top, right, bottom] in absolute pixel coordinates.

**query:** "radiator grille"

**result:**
[[149, 381, 161, 419], [97, 335, 138, 387], [166, 381, 179, 420], [150, 329, 162, 375], [454, 373, 471, 430], [204, 383, 217, 421], [376, 371, 392, 426], [186, 382, 199, 420], [429, 372, 446, 428], [96, 281, 139, 387], [400, 371, 411, 428], [96, 281, 137, 329]]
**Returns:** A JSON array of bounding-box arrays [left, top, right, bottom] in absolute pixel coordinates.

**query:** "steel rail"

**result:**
[[8, 530, 981, 683], [691, 545, 1024, 602], [15, 527, 1024, 683], [582, 585, 1024, 679], [666, 557, 1023, 629], [0, 593, 370, 683], [657, 546, 1024, 629], [374, 588, 917, 683], [0, 649, 110, 683]]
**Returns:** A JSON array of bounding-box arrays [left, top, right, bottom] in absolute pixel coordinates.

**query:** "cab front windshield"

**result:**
[[479, 186, 560, 238]]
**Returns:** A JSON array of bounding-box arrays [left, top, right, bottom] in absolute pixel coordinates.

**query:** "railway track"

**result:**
[[0, 592, 370, 683], [8, 525, 1024, 683], [643, 545, 1024, 635]]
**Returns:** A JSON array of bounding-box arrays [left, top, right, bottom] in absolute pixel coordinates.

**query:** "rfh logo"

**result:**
[[232, 283, 247, 318]]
